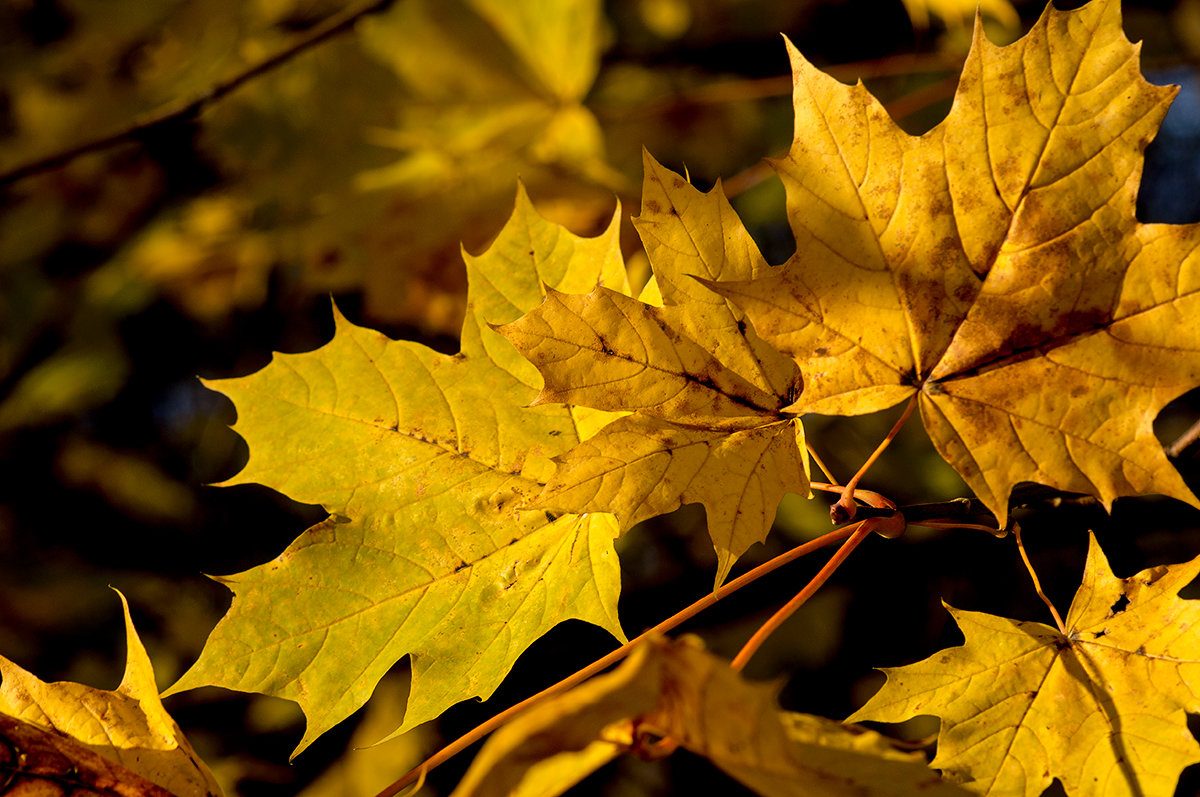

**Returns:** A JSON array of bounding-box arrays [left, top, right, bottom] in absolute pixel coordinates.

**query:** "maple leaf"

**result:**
[[704, 0, 1200, 524], [0, 715, 178, 797], [167, 188, 630, 754], [454, 636, 972, 797], [849, 533, 1200, 797], [497, 153, 809, 586], [358, 0, 612, 191], [0, 591, 222, 797]]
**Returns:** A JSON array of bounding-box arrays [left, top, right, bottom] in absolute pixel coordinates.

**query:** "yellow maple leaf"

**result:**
[[0, 591, 222, 797], [849, 533, 1200, 797], [167, 190, 628, 756], [498, 154, 809, 585], [453, 636, 972, 797], [358, 0, 618, 193], [705, 0, 1200, 524]]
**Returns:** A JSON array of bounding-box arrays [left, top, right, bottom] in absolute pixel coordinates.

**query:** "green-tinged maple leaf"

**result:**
[[849, 533, 1200, 797], [703, 0, 1200, 524], [0, 591, 222, 797], [460, 185, 629, 437], [454, 636, 972, 797], [167, 189, 631, 755], [497, 152, 809, 586]]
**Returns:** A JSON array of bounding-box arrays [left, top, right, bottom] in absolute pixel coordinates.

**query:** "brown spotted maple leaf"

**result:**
[[704, 0, 1200, 524]]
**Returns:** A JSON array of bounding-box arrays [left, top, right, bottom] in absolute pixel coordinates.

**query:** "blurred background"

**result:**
[[2, 0, 1199, 794]]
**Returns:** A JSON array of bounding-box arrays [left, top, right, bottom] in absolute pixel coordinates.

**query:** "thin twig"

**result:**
[[1014, 525, 1066, 634], [806, 443, 840, 486], [832, 395, 918, 523], [594, 52, 965, 125], [1166, 417, 1200, 459], [730, 520, 873, 671], [0, 0, 397, 186], [721, 160, 777, 201], [374, 525, 856, 797]]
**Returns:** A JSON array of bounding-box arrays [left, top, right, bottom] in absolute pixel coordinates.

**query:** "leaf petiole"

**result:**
[[831, 395, 918, 523], [730, 519, 874, 672], [810, 482, 894, 511], [1014, 524, 1066, 634], [806, 442, 841, 486], [376, 524, 857, 797]]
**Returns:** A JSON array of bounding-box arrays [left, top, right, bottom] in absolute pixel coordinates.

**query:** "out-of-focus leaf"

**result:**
[[454, 637, 971, 797], [54, 438, 196, 524], [172, 0, 627, 328], [0, 344, 126, 432], [358, 0, 615, 190], [900, 0, 1018, 31], [109, 194, 275, 322]]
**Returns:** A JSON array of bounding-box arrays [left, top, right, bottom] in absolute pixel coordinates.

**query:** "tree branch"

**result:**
[[0, 0, 396, 187]]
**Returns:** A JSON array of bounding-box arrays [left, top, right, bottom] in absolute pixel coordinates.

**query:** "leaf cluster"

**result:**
[[3, 1, 1200, 796]]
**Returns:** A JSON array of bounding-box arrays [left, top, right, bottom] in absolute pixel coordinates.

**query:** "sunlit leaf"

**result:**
[[850, 533, 1200, 797], [707, 0, 1200, 523], [167, 192, 628, 755], [0, 591, 221, 797]]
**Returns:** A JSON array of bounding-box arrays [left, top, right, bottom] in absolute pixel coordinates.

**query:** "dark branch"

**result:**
[[851, 498, 1003, 528], [0, 0, 396, 187], [849, 486, 1105, 534]]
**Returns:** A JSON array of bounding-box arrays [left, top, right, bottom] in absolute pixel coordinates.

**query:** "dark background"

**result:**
[[2, 0, 1199, 794]]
